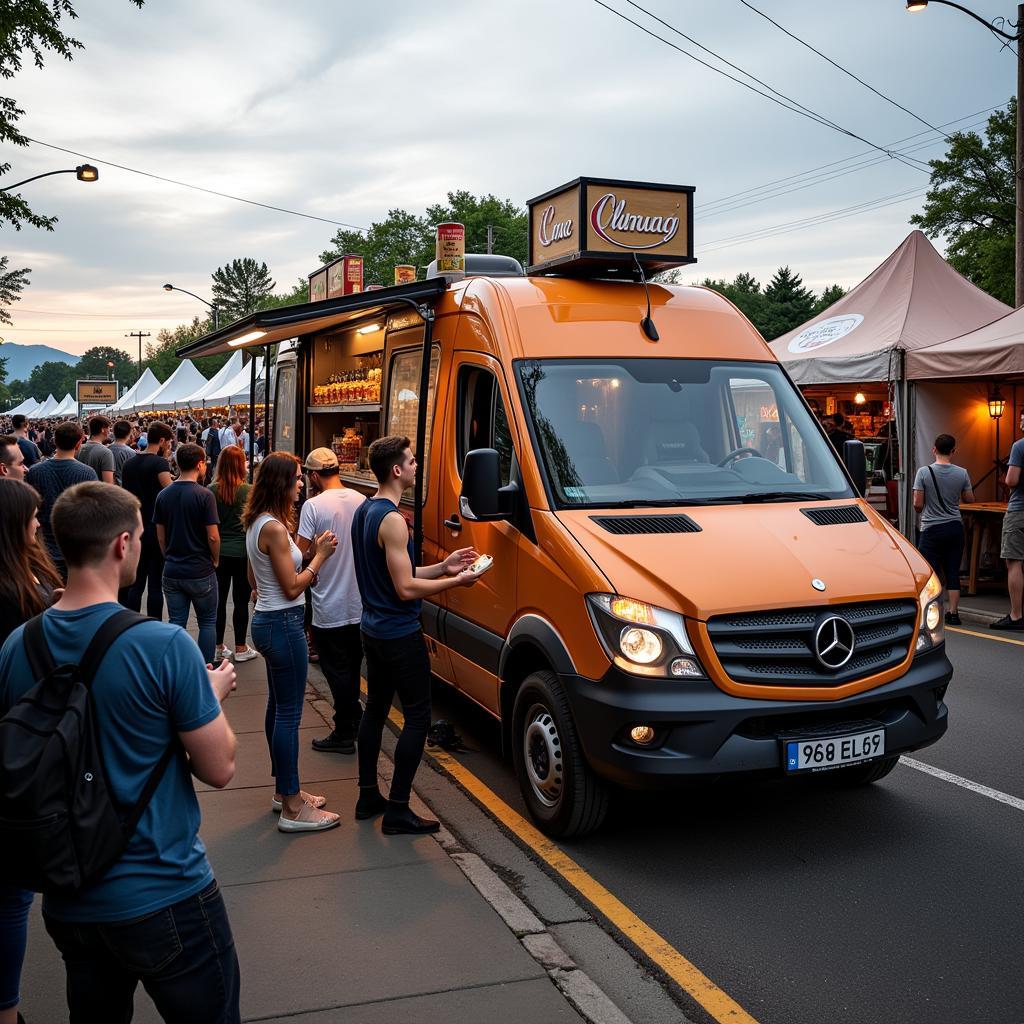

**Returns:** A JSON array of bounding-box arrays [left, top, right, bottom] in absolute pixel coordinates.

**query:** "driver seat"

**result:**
[[642, 419, 709, 464]]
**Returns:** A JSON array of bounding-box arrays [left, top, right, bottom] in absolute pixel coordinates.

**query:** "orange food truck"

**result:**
[[179, 177, 951, 836]]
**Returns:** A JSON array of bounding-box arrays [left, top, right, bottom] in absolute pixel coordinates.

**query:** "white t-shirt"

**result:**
[[297, 486, 366, 628]]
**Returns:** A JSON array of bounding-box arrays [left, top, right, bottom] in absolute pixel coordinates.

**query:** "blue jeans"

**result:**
[[251, 606, 307, 796], [164, 572, 218, 663], [44, 880, 239, 1024], [0, 886, 33, 1011]]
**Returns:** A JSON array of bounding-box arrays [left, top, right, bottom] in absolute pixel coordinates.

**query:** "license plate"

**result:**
[[783, 728, 885, 773]]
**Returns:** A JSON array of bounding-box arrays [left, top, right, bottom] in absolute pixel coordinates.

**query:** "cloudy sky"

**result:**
[[1, 0, 1013, 358]]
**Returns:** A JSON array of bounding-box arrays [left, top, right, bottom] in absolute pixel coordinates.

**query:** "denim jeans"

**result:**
[[43, 880, 240, 1024], [358, 630, 431, 804], [164, 572, 219, 663], [251, 606, 307, 796], [0, 886, 33, 1011], [121, 531, 165, 620]]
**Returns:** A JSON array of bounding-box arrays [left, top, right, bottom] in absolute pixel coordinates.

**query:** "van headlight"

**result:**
[[915, 572, 945, 655], [587, 594, 705, 678]]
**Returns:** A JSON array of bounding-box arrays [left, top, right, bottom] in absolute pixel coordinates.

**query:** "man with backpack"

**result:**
[[0, 481, 241, 1024]]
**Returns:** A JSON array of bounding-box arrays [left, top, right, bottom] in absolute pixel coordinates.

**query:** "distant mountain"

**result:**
[[0, 342, 78, 380]]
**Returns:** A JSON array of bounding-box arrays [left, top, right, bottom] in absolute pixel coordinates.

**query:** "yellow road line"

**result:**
[[947, 625, 1024, 647], [381, 696, 759, 1024]]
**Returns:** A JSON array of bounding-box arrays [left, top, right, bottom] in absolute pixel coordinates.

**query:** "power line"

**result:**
[[12, 307, 203, 318], [593, 0, 930, 173], [19, 138, 369, 232]]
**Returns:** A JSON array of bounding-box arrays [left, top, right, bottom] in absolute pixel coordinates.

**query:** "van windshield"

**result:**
[[516, 358, 853, 507]]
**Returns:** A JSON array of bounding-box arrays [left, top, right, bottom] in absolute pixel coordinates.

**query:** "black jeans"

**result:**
[[918, 520, 965, 592], [121, 531, 165, 620], [358, 630, 431, 804], [310, 623, 363, 731], [215, 554, 252, 648], [44, 880, 240, 1024]]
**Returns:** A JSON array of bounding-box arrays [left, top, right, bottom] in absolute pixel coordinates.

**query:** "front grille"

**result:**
[[801, 505, 868, 526], [590, 514, 701, 535], [706, 599, 917, 686]]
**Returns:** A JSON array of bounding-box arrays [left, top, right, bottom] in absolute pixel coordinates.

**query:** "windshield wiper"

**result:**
[[736, 491, 834, 503], [607, 497, 740, 508]]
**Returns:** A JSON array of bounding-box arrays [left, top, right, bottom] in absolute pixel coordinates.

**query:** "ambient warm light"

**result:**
[[854, 392, 866, 405], [610, 597, 656, 624], [629, 725, 656, 746], [228, 330, 267, 347], [357, 323, 383, 335], [906, 1, 928, 11]]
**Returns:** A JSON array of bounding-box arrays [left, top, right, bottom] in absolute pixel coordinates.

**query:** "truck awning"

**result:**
[[175, 278, 448, 358]]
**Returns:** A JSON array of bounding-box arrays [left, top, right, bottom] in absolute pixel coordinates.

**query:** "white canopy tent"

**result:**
[[134, 360, 207, 412], [4, 397, 40, 417], [52, 394, 77, 417], [110, 368, 161, 412], [201, 356, 264, 408], [32, 394, 60, 418], [182, 351, 243, 408]]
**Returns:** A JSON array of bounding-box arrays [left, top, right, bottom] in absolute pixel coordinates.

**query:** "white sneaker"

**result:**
[[215, 644, 231, 661], [234, 646, 258, 663]]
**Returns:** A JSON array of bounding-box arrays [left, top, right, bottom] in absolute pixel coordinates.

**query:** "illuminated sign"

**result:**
[[76, 380, 118, 404]]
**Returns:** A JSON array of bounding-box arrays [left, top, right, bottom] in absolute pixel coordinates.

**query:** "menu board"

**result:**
[[386, 344, 441, 497]]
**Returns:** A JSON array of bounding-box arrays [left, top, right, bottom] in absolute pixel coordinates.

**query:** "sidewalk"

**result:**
[[19, 651, 586, 1023], [957, 591, 1011, 626]]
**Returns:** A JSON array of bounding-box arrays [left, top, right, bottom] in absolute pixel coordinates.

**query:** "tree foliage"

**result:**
[[910, 99, 1015, 305], [425, 191, 528, 269], [211, 258, 276, 323], [76, 345, 139, 388], [760, 266, 816, 340], [0, 256, 30, 325], [813, 283, 847, 315], [0, 1, 143, 232], [145, 318, 232, 382], [27, 359, 76, 399]]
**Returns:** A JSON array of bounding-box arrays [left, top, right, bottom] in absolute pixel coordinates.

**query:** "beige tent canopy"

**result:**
[[771, 231, 1010, 385], [908, 304, 1024, 380]]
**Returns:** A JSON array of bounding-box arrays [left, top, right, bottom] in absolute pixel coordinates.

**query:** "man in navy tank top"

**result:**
[[351, 435, 480, 834]]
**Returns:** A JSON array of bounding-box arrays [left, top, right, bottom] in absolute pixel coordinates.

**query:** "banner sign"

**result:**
[[76, 380, 118, 405]]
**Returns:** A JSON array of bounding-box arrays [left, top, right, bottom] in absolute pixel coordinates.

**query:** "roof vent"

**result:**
[[800, 505, 868, 526], [590, 514, 701, 536], [426, 253, 525, 280]]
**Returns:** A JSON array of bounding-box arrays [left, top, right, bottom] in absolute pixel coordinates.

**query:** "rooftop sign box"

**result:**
[[527, 176, 695, 278]]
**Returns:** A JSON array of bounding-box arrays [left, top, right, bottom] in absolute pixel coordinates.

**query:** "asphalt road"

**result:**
[[428, 629, 1024, 1024]]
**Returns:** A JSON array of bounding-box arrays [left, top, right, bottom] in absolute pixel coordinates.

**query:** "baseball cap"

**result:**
[[304, 447, 339, 471]]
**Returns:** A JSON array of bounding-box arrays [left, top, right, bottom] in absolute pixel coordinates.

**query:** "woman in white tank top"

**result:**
[[242, 453, 339, 832]]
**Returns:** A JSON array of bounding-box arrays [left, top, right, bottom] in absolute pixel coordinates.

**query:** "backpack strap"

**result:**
[[23, 613, 57, 681], [926, 465, 959, 519], [78, 610, 151, 689]]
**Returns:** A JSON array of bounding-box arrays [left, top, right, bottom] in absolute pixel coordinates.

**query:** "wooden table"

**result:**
[[960, 502, 1008, 595]]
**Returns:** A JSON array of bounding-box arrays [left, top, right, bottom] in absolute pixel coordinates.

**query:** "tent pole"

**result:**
[[264, 343, 271, 459], [248, 354, 257, 482]]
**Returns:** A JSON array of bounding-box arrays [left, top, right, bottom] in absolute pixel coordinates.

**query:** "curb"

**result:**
[[306, 669, 636, 1024]]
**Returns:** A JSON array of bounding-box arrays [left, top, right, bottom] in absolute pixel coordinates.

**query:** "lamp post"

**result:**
[[989, 385, 1007, 497], [106, 359, 115, 381], [907, 1, 1024, 307], [162, 283, 220, 330], [0, 164, 99, 192]]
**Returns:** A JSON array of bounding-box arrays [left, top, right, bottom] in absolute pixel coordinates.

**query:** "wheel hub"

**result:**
[[523, 704, 563, 808]]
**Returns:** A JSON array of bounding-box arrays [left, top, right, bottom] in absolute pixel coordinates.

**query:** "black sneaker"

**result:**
[[312, 730, 355, 754], [990, 613, 1024, 631], [944, 612, 961, 626]]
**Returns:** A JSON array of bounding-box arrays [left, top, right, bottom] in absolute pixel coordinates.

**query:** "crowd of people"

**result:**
[[0, 412, 484, 1023]]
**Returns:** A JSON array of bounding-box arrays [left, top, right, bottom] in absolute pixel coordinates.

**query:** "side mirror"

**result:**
[[460, 448, 517, 522], [843, 439, 867, 497]]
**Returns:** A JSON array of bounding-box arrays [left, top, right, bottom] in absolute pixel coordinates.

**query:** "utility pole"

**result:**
[[126, 330, 150, 379]]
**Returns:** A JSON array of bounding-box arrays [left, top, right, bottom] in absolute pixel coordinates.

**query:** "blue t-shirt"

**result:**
[[152, 480, 219, 579], [1008, 438, 1024, 513], [25, 458, 98, 566], [0, 603, 220, 922], [351, 498, 421, 639]]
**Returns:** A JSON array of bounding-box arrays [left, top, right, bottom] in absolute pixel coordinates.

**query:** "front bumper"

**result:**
[[562, 648, 951, 788]]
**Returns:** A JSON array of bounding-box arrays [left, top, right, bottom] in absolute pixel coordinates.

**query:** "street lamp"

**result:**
[[907, 1, 1024, 307], [0, 164, 99, 192], [162, 283, 220, 330]]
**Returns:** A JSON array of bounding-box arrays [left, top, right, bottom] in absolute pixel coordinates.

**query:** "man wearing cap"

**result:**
[[296, 448, 367, 752]]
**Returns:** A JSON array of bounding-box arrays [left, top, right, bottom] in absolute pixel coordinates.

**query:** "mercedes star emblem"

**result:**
[[814, 616, 856, 670], [811, 578, 826, 592]]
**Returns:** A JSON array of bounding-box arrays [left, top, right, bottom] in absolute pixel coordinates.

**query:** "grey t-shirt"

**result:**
[[1008, 437, 1024, 513], [77, 440, 115, 479], [913, 462, 971, 529], [109, 442, 134, 486]]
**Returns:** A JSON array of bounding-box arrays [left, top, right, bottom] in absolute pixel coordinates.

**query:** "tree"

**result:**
[[211, 258, 276, 323], [6, 378, 30, 404], [761, 266, 815, 340], [27, 359, 76, 399], [320, 210, 433, 288], [259, 277, 312, 311], [424, 191, 528, 269], [1, 2, 143, 233], [910, 99, 1014, 305], [76, 345, 139, 388], [0, 256, 30, 326], [813, 284, 846, 316], [698, 272, 769, 335]]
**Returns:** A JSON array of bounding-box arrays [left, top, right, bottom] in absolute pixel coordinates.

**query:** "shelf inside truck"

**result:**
[[309, 403, 381, 414]]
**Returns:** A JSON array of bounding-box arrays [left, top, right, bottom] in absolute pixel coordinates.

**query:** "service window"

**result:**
[[456, 367, 513, 486], [385, 345, 441, 497], [273, 361, 296, 454]]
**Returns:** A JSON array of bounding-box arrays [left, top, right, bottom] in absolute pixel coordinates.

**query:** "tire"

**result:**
[[512, 670, 608, 838], [821, 754, 899, 787]]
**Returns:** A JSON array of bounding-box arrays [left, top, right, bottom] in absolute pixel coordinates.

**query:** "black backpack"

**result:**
[[0, 610, 176, 895]]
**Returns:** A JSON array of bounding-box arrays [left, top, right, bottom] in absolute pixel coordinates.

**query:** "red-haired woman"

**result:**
[[243, 453, 339, 832], [0, 478, 63, 1024], [210, 444, 255, 663]]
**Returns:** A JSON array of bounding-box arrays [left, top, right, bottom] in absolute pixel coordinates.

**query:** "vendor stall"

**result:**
[[31, 394, 60, 418], [769, 230, 1009, 532], [4, 397, 40, 417], [182, 351, 244, 409], [109, 368, 162, 413], [51, 394, 78, 418], [134, 360, 207, 412]]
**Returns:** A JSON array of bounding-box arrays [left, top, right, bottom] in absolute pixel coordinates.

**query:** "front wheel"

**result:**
[[512, 670, 608, 838]]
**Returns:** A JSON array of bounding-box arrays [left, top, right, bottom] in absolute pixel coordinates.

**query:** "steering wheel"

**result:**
[[717, 446, 762, 468]]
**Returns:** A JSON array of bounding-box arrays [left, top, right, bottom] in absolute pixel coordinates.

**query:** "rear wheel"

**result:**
[[512, 670, 608, 838], [821, 754, 899, 786]]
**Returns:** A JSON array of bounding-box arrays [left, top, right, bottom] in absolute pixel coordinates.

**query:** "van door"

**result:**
[[272, 355, 297, 454], [437, 353, 520, 715]]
